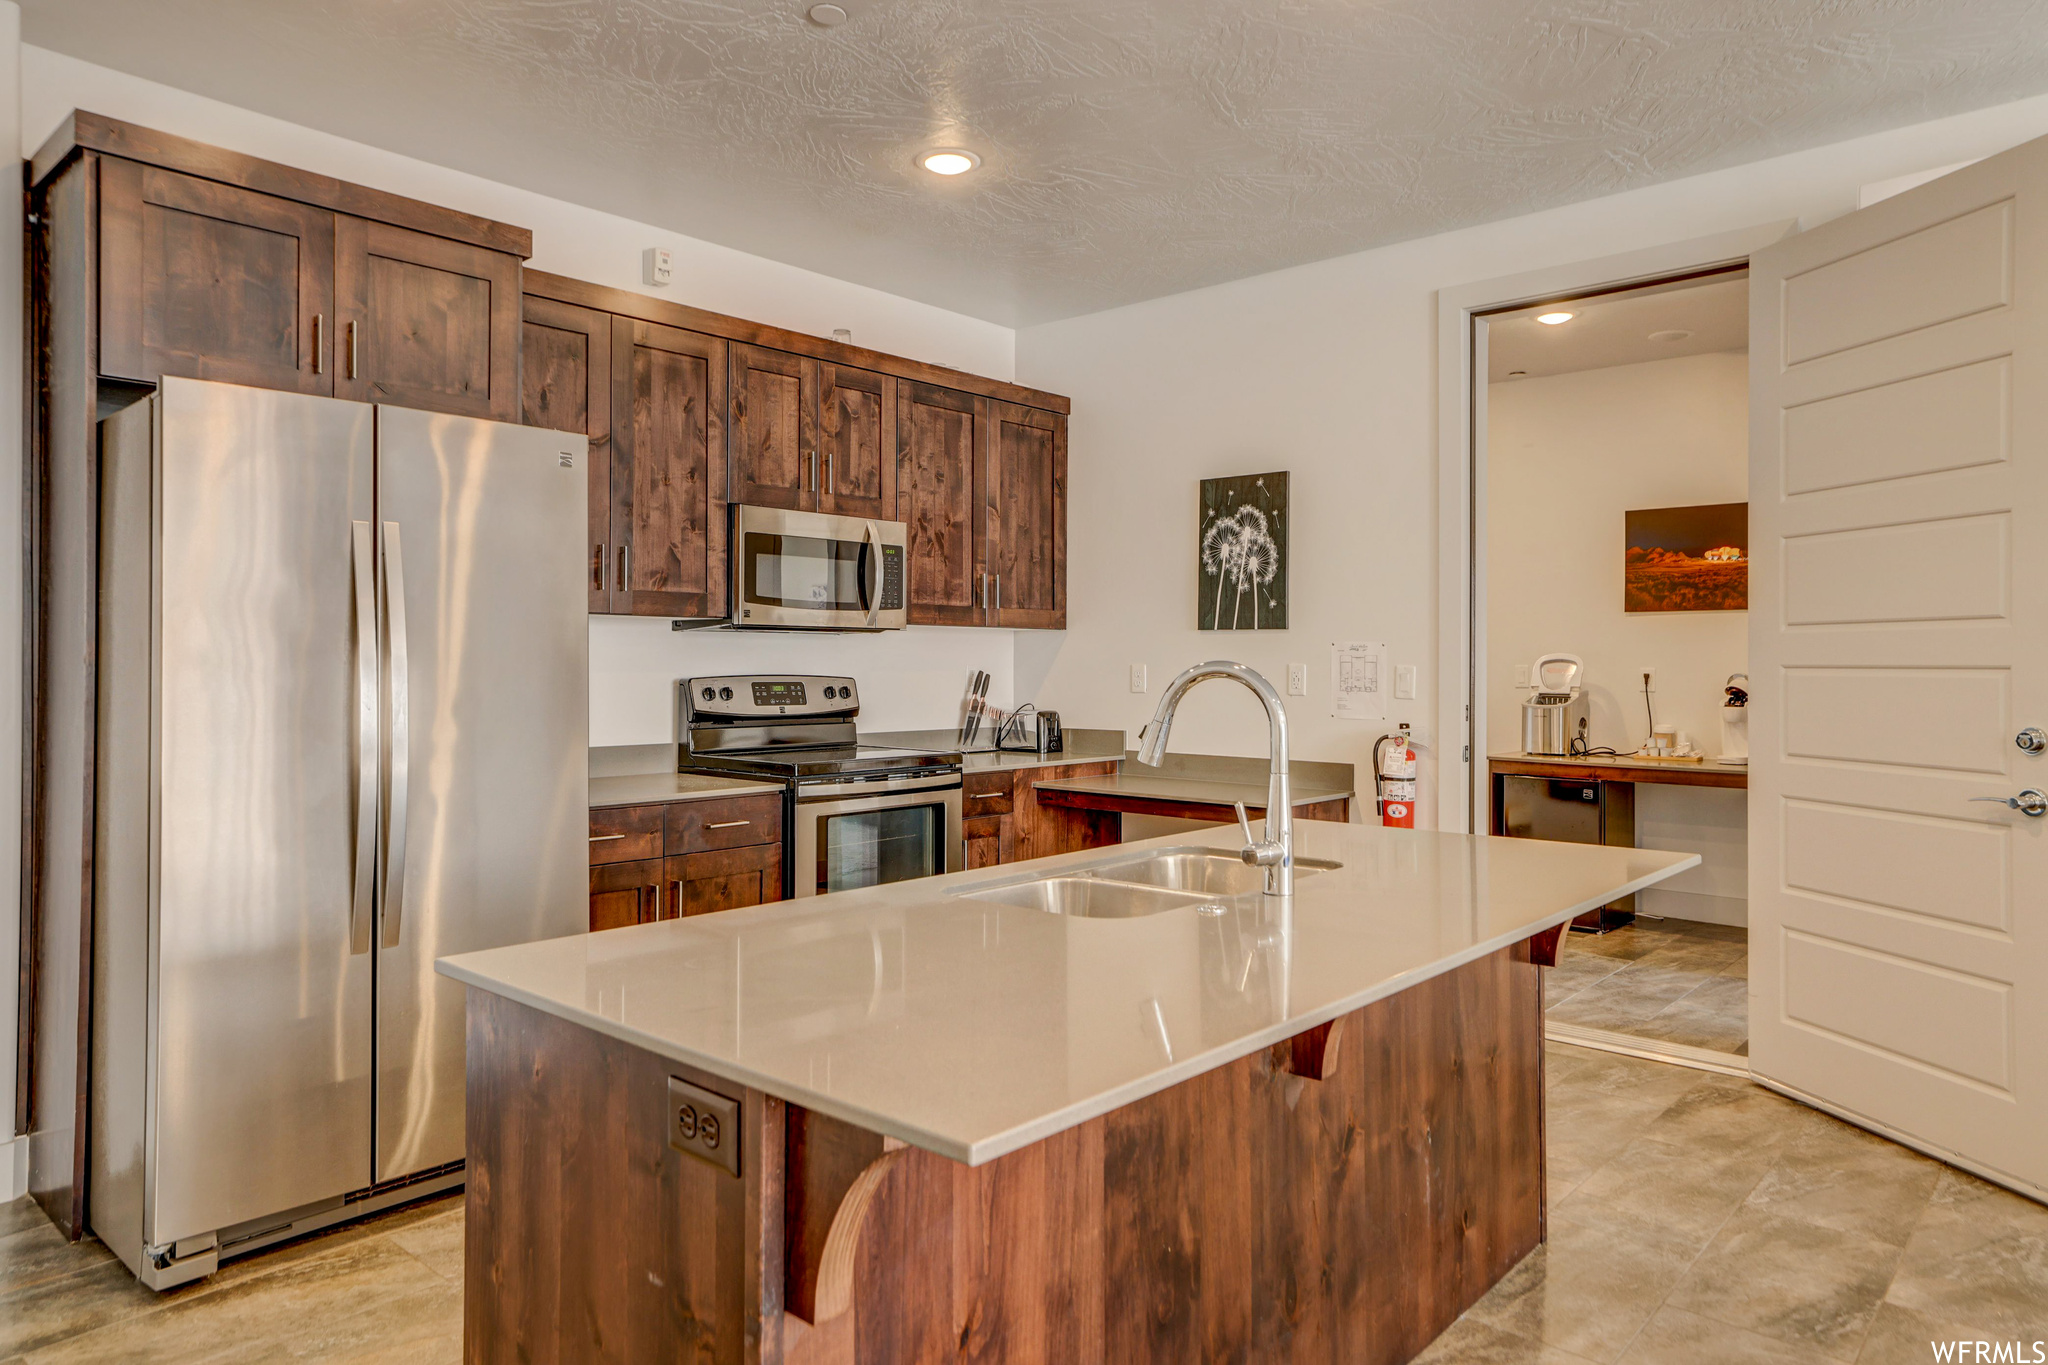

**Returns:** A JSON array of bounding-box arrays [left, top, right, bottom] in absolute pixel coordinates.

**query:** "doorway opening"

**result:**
[[1464, 257, 1759, 1073]]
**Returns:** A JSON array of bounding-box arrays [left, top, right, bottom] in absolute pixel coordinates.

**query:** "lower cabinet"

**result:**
[[589, 793, 785, 930], [962, 762, 1121, 868]]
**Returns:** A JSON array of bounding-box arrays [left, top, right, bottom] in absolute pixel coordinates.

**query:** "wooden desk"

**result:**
[[1488, 754, 1746, 930]]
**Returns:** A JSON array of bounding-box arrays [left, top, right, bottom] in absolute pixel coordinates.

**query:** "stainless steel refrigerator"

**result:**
[[89, 378, 589, 1289]]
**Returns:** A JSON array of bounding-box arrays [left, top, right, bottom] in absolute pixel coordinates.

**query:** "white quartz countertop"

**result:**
[[438, 824, 1696, 1165]]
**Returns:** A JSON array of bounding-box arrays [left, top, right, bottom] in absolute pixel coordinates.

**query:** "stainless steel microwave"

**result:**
[[730, 504, 909, 630]]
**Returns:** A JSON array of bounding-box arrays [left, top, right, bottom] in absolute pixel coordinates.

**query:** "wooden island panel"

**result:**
[[464, 942, 1546, 1365]]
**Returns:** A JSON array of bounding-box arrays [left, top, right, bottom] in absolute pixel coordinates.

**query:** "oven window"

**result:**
[[817, 802, 942, 894], [745, 532, 865, 611]]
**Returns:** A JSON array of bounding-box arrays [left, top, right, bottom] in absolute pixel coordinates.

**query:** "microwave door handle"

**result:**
[[863, 520, 882, 627]]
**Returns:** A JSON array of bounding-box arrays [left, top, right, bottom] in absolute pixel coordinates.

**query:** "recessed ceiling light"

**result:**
[[1536, 311, 1575, 326], [1648, 328, 1694, 343], [806, 3, 848, 25], [920, 149, 980, 176]]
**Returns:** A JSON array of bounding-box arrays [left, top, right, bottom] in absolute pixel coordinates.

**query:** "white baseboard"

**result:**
[[1640, 888, 1747, 927], [0, 1134, 24, 1202]]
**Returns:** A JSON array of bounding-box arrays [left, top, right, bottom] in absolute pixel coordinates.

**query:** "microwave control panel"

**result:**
[[880, 545, 904, 611]]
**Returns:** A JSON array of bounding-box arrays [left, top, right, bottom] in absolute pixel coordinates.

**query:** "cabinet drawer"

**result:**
[[667, 794, 783, 853], [962, 770, 1015, 817], [669, 844, 783, 918], [589, 804, 664, 864]]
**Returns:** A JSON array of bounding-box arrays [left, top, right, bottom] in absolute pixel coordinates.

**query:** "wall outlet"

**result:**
[[667, 1076, 739, 1175], [1639, 668, 1657, 694], [1394, 665, 1418, 700], [1287, 662, 1308, 696], [1129, 664, 1147, 694], [643, 246, 674, 287]]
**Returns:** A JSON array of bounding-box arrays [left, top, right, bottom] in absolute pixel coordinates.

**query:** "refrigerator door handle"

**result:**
[[381, 520, 412, 948], [350, 520, 377, 955]]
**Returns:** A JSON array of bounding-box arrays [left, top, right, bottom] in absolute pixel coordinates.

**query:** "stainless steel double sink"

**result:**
[[955, 846, 1340, 919]]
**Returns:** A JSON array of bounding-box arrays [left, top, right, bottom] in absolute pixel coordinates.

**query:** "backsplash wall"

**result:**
[[588, 617, 1021, 745]]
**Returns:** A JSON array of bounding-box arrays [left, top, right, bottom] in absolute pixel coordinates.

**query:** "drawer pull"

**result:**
[[706, 820, 751, 830], [970, 792, 1006, 800], [589, 833, 626, 842]]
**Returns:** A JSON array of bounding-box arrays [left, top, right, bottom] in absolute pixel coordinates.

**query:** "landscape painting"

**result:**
[[1625, 502, 1748, 613], [1199, 472, 1289, 630]]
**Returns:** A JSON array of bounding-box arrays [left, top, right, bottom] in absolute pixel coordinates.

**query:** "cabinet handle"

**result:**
[[809, 450, 818, 494], [618, 545, 629, 593], [346, 320, 359, 380], [312, 313, 324, 374], [994, 574, 1002, 615], [706, 820, 751, 830], [589, 833, 626, 842], [970, 792, 1004, 801], [824, 449, 833, 497]]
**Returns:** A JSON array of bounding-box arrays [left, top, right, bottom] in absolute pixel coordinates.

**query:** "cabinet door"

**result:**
[[817, 363, 896, 521], [335, 216, 521, 420], [523, 296, 613, 612], [988, 403, 1066, 630], [590, 858, 664, 931], [897, 381, 987, 626], [611, 318, 729, 618], [963, 816, 1011, 869], [730, 344, 815, 511], [97, 158, 335, 393], [668, 844, 783, 917]]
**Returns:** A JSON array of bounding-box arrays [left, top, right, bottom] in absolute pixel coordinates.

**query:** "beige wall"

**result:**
[[1486, 350, 1749, 924]]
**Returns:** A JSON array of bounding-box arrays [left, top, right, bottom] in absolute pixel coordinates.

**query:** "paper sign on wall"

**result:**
[[1331, 641, 1385, 720]]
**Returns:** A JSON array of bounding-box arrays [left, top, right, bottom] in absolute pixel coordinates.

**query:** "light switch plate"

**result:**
[[1130, 664, 1147, 693], [668, 1076, 740, 1176], [1513, 664, 1530, 687], [1394, 665, 1417, 700], [1287, 663, 1307, 696]]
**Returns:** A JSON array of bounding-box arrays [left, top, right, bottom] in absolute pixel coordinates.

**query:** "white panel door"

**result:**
[[1751, 140, 2048, 1194]]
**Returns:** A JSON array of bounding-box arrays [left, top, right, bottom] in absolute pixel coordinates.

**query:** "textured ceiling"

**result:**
[[21, 1, 2048, 325], [1488, 273, 1749, 381]]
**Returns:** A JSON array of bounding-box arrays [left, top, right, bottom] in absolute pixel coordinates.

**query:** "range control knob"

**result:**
[[719, 687, 734, 701], [824, 686, 838, 699], [700, 686, 715, 701]]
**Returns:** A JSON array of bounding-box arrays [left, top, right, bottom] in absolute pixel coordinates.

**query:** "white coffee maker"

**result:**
[[1719, 673, 1749, 766]]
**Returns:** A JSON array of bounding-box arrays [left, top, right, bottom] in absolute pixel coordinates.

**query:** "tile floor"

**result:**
[[1545, 916, 1750, 1056], [4, 1044, 2044, 1362]]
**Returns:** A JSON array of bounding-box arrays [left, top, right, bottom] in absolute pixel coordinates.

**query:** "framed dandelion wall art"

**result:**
[[1198, 472, 1289, 630]]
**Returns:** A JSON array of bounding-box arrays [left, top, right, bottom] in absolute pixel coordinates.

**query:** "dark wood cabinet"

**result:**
[[818, 362, 897, 520], [989, 400, 1066, 629], [730, 343, 813, 511], [898, 381, 987, 626], [589, 795, 784, 930], [588, 858, 665, 931], [610, 319, 729, 619], [335, 217, 521, 420], [961, 762, 1120, 867], [98, 159, 335, 393], [669, 844, 783, 918], [521, 295, 613, 612]]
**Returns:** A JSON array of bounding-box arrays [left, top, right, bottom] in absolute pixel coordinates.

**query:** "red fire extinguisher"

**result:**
[[1374, 724, 1417, 828]]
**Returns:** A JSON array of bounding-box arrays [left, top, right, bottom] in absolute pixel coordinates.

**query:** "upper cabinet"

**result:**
[[335, 219, 520, 420], [520, 296, 612, 612], [730, 346, 898, 520], [897, 381, 986, 627], [610, 319, 729, 620], [57, 112, 530, 419], [988, 401, 1066, 629]]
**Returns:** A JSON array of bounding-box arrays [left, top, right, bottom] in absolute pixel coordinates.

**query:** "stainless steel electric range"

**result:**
[[677, 675, 963, 899]]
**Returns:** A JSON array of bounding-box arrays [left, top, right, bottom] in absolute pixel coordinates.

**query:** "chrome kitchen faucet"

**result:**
[[1136, 661, 1294, 895]]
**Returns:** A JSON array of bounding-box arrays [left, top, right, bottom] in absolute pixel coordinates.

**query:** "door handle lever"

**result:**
[[1971, 789, 2048, 817]]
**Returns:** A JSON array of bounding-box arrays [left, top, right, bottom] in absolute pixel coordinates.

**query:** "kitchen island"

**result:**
[[439, 822, 1693, 1364]]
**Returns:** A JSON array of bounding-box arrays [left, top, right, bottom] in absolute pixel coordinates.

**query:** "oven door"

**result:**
[[732, 504, 908, 630], [792, 772, 963, 898]]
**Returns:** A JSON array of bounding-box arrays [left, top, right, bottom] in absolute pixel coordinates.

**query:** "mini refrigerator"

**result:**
[[1498, 776, 1637, 931]]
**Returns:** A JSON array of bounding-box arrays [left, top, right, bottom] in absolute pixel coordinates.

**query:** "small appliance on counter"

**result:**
[[997, 707, 1064, 755], [679, 674, 962, 897], [1521, 653, 1589, 756], [1719, 673, 1749, 765]]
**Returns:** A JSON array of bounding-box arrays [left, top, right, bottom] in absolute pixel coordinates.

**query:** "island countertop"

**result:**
[[438, 822, 1694, 1165]]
